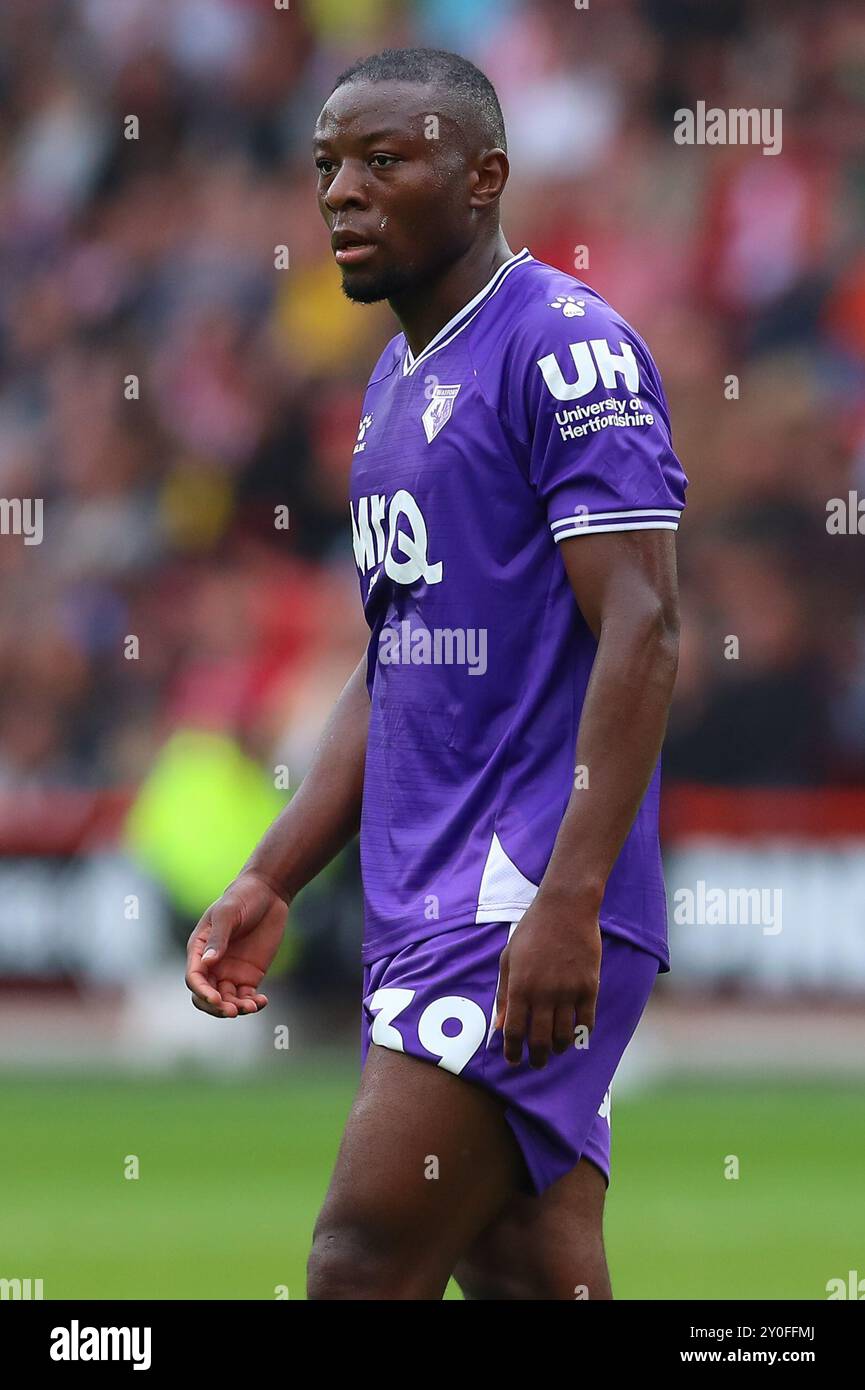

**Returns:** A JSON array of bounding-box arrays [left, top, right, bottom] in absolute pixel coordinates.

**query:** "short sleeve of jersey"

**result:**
[[505, 294, 687, 542]]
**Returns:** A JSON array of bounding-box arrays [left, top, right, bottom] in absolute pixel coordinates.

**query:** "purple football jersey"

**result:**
[[349, 248, 687, 968]]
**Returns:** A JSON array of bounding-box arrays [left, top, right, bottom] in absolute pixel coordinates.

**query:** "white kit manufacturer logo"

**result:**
[[548, 294, 586, 318], [353, 412, 373, 454], [421, 384, 460, 444]]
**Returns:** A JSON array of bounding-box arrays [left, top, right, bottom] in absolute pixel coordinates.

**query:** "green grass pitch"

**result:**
[[1, 1071, 861, 1300]]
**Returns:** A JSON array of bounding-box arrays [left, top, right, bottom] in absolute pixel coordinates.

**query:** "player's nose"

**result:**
[[324, 160, 370, 213]]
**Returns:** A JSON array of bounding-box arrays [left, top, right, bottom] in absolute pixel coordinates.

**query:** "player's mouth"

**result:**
[[332, 230, 378, 266]]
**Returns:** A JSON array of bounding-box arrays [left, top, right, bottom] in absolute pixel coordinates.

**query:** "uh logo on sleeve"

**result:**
[[351, 488, 443, 589], [537, 337, 640, 401]]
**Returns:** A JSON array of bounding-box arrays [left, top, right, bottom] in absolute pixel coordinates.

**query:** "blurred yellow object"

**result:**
[[160, 464, 234, 551], [306, 0, 390, 39], [275, 258, 380, 374], [125, 729, 287, 921]]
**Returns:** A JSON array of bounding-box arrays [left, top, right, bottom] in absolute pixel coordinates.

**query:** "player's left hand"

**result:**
[[493, 898, 602, 1068], [185, 870, 289, 1019]]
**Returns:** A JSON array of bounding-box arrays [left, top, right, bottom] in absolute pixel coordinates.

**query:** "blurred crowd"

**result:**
[[2, 0, 865, 828]]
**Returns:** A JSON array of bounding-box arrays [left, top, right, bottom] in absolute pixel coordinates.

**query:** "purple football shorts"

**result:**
[[361, 920, 661, 1195]]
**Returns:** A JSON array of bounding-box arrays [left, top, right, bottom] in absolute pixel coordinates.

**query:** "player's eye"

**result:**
[[369, 154, 399, 168], [315, 158, 335, 175]]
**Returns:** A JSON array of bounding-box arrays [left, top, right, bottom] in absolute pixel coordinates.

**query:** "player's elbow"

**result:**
[[610, 591, 680, 677], [646, 595, 680, 659], [643, 601, 680, 687]]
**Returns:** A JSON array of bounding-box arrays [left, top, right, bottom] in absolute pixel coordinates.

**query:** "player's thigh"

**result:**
[[309, 1042, 525, 1295], [454, 1154, 609, 1300]]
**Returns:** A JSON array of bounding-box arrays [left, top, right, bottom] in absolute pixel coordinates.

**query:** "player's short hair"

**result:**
[[331, 47, 507, 154]]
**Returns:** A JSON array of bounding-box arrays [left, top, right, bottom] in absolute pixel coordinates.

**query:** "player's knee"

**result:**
[[307, 1219, 408, 1300], [455, 1260, 532, 1300], [457, 1261, 600, 1300], [457, 1257, 571, 1300], [456, 1240, 611, 1301], [307, 1222, 370, 1299]]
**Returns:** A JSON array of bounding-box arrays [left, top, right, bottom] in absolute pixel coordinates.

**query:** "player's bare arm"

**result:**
[[184, 654, 370, 1018], [495, 530, 680, 1068]]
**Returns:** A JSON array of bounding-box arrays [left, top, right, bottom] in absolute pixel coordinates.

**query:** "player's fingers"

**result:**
[[191, 993, 235, 1019], [186, 907, 211, 957], [205, 979, 237, 1018], [552, 1004, 576, 1054], [575, 988, 598, 1037], [232, 987, 258, 1015], [185, 913, 234, 1012], [219, 979, 240, 1005], [202, 895, 242, 965], [185, 929, 224, 1010], [493, 950, 510, 1031], [527, 1004, 554, 1069], [186, 970, 224, 1009], [502, 993, 528, 1065], [185, 911, 220, 1005], [215, 982, 261, 1016], [237, 985, 267, 1014]]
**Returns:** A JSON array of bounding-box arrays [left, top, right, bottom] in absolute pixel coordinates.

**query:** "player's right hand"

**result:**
[[185, 870, 289, 1019]]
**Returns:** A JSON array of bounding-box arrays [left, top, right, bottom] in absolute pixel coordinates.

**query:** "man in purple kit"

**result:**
[[185, 47, 687, 1300]]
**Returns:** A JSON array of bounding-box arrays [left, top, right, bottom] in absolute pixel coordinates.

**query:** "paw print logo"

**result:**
[[548, 294, 586, 318], [353, 412, 373, 454]]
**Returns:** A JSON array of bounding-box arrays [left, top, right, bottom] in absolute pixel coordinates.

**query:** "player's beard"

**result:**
[[340, 262, 419, 304]]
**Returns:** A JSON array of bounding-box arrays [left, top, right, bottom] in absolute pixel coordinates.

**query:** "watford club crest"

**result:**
[[421, 384, 461, 443]]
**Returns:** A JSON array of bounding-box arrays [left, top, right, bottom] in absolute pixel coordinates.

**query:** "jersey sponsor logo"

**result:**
[[421, 384, 461, 444], [351, 488, 443, 587], [554, 396, 656, 441], [353, 412, 373, 454], [537, 338, 640, 402]]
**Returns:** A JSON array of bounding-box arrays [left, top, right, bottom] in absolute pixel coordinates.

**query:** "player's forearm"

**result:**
[[537, 608, 679, 915], [242, 655, 370, 902]]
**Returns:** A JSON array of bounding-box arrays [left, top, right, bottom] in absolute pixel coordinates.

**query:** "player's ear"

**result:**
[[469, 149, 509, 209]]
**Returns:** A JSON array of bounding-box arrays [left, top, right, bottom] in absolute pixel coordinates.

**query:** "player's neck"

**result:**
[[391, 232, 516, 359]]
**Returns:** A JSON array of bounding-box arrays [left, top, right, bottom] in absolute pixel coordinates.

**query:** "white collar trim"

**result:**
[[401, 247, 532, 377]]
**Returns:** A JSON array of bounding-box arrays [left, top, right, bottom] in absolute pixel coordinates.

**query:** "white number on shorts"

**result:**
[[368, 988, 415, 1050], [417, 995, 487, 1076], [367, 989, 487, 1075]]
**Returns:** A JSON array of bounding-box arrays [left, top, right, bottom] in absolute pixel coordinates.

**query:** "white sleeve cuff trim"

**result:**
[[551, 507, 682, 529], [553, 520, 680, 541]]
